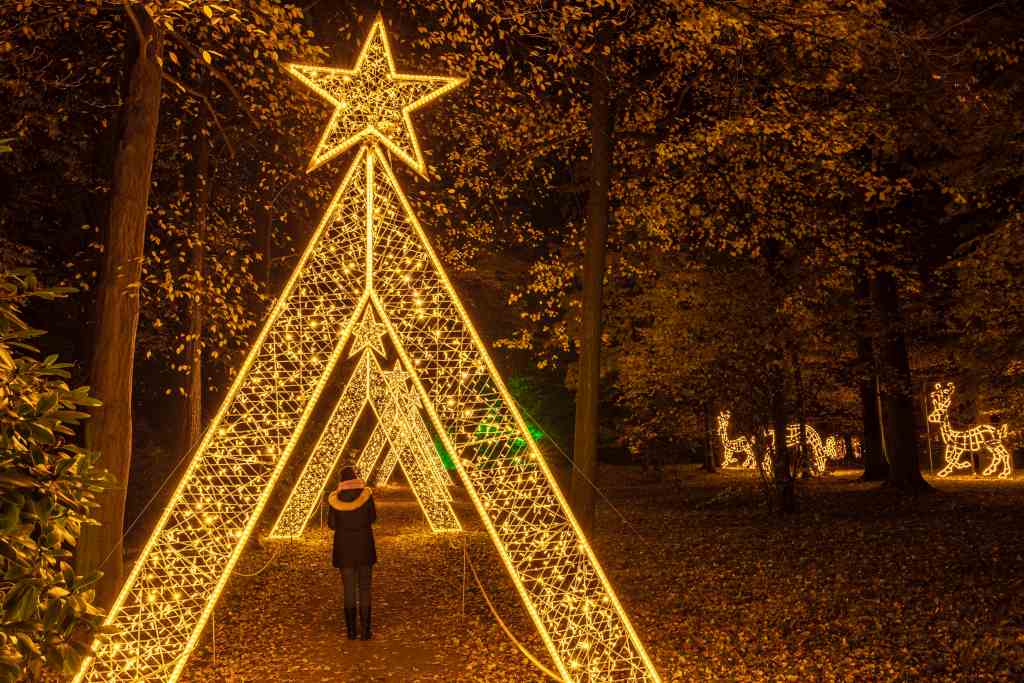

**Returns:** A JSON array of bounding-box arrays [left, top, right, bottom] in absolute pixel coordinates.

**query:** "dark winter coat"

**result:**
[[326, 487, 377, 569]]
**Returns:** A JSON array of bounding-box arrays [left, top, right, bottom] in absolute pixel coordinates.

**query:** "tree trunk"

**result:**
[[181, 107, 211, 455], [871, 270, 930, 491], [764, 239, 795, 512], [76, 7, 163, 608], [570, 41, 612, 536], [854, 272, 888, 481], [702, 402, 717, 472], [771, 375, 796, 513], [793, 349, 811, 478]]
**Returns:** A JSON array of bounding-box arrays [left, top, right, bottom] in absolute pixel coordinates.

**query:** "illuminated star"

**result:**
[[286, 18, 463, 175], [381, 365, 411, 391], [400, 384, 423, 409], [347, 311, 388, 359]]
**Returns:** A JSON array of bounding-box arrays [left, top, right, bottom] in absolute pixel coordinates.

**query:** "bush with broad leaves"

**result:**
[[0, 269, 110, 681]]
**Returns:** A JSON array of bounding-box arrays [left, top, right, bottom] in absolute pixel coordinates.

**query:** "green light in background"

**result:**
[[433, 417, 546, 469]]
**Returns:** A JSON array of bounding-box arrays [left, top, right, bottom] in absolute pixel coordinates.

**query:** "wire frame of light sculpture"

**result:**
[[366, 354, 458, 531], [372, 430, 401, 485], [355, 422, 389, 479], [75, 17, 660, 683], [850, 436, 862, 460], [720, 411, 830, 476], [824, 435, 847, 462], [795, 424, 828, 475], [269, 342, 458, 538], [367, 388, 453, 489], [766, 424, 828, 475], [928, 382, 1012, 479], [716, 410, 756, 469]]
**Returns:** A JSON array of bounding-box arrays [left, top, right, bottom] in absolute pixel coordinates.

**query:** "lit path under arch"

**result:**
[[178, 486, 561, 681]]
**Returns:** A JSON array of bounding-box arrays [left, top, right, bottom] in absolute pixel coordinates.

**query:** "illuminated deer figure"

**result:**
[[717, 410, 756, 468], [928, 382, 1012, 479], [767, 424, 828, 475], [718, 411, 827, 476], [824, 435, 846, 462]]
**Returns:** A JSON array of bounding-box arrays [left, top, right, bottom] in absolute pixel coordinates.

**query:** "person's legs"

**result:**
[[341, 568, 357, 639], [357, 565, 372, 609], [341, 567, 357, 608], [357, 565, 372, 640]]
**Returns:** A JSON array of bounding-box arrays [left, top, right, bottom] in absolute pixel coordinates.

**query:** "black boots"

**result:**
[[359, 606, 372, 640], [345, 605, 371, 640], [344, 608, 357, 640]]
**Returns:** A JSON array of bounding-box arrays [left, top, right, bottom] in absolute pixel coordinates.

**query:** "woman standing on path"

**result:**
[[327, 465, 377, 640]]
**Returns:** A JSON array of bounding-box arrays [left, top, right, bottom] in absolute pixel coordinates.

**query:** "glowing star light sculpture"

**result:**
[[928, 382, 1012, 479], [76, 18, 660, 683]]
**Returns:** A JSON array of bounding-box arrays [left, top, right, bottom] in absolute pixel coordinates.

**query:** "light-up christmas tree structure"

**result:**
[[75, 19, 660, 682], [269, 345, 459, 537]]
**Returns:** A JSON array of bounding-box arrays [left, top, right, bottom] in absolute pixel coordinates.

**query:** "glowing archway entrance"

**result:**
[[76, 19, 660, 683], [270, 331, 459, 537]]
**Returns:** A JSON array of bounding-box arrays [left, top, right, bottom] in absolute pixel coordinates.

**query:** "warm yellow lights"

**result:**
[[284, 19, 462, 175], [75, 150, 370, 682], [718, 411, 828, 476], [76, 17, 659, 683], [792, 424, 828, 476], [268, 341, 458, 538], [824, 436, 847, 462], [928, 382, 1012, 479], [716, 410, 755, 468], [355, 423, 388, 479], [347, 307, 389, 359]]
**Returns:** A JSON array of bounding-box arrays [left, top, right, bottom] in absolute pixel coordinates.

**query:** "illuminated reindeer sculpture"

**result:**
[[767, 424, 828, 475], [718, 411, 828, 475], [717, 410, 756, 468], [928, 382, 1012, 479], [824, 435, 847, 463]]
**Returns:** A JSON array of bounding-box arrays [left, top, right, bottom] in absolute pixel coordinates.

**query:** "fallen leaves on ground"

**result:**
[[174, 465, 1024, 681]]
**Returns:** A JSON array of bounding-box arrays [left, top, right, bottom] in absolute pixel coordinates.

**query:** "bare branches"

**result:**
[[161, 71, 236, 158]]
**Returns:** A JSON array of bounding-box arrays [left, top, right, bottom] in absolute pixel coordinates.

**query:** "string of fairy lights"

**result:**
[[75, 18, 661, 683], [718, 382, 1015, 480], [717, 410, 843, 476], [928, 382, 1012, 479], [268, 333, 459, 539]]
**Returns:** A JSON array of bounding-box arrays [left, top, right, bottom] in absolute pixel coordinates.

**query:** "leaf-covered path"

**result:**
[[178, 467, 1024, 682], [182, 486, 550, 682]]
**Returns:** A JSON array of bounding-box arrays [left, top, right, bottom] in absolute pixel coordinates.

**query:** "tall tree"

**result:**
[[181, 101, 212, 454], [855, 272, 888, 481], [77, 4, 163, 607], [872, 270, 929, 490], [570, 36, 612, 535]]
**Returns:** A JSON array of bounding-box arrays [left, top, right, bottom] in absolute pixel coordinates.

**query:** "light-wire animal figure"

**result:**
[[718, 411, 828, 475], [824, 436, 847, 463], [928, 382, 1012, 479], [717, 410, 756, 469]]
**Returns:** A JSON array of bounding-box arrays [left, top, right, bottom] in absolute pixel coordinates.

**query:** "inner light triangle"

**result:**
[[268, 325, 458, 539], [74, 17, 661, 683]]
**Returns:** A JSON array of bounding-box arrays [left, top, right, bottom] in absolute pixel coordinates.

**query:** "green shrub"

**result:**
[[0, 269, 109, 681]]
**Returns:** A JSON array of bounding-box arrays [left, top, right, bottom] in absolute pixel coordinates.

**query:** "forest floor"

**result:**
[[178, 465, 1024, 682]]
